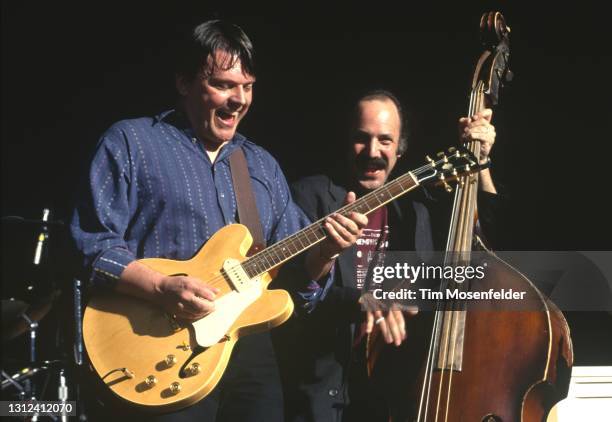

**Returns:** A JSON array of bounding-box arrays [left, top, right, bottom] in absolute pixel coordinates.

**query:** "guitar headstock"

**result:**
[[415, 147, 489, 192]]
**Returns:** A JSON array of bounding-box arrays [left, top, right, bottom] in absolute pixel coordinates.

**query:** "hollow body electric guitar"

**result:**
[[83, 148, 485, 412]]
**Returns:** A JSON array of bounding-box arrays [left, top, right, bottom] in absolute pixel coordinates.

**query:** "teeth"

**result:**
[[217, 110, 236, 117]]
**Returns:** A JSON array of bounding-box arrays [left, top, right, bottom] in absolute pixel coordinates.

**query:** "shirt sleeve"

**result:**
[[70, 125, 137, 287], [265, 156, 334, 314]]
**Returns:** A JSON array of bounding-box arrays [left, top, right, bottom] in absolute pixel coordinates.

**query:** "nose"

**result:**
[[367, 139, 381, 158], [228, 86, 247, 109]]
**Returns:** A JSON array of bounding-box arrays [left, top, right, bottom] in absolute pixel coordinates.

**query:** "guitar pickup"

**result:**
[[222, 259, 250, 293]]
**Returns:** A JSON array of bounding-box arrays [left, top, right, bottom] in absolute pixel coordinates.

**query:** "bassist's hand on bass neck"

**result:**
[[458, 107, 497, 194]]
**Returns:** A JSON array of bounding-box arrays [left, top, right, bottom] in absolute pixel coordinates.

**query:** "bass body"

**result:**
[[368, 251, 573, 421]]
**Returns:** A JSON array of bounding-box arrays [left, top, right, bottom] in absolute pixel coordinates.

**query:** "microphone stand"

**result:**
[[25, 208, 50, 421]]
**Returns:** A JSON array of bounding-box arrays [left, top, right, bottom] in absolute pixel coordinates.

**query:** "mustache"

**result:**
[[355, 155, 388, 171]]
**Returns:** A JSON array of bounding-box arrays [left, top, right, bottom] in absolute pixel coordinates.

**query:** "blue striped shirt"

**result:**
[[70, 110, 328, 310]]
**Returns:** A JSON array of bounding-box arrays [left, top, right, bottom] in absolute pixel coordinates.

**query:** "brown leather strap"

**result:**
[[229, 147, 266, 254]]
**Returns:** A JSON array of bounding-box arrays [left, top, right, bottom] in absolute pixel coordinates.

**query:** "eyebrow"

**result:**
[[209, 76, 256, 84], [352, 129, 395, 140]]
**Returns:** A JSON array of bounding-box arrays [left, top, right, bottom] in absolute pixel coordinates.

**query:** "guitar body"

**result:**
[[82, 224, 294, 412]]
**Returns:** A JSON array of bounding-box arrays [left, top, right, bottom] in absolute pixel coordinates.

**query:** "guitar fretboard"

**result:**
[[242, 171, 420, 278]]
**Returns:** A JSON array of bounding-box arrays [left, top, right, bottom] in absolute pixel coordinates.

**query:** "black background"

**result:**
[[2, 2, 611, 370]]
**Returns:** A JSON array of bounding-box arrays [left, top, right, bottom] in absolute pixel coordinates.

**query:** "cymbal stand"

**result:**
[[72, 278, 87, 421], [1, 370, 25, 396], [20, 312, 38, 401]]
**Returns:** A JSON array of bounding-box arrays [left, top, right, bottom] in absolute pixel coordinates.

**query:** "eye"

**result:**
[[352, 132, 369, 144], [243, 83, 253, 92], [209, 79, 231, 90]]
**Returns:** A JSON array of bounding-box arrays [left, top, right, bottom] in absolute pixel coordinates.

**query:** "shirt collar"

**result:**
[[155, 109, 246, 160]]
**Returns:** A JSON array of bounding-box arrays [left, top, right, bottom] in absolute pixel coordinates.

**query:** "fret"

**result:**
[[371, 193, 384, 206], [261, 250, 274, 268], [277, 244, 290, 260], [288, 238, 303, 254], [397, 175, 414, 191], [270, 247, 284, 264], [286, 240, 298, 255], [304, 228, 319, 245], [315, 224, 326, 239], [295, 233, 307, 249]]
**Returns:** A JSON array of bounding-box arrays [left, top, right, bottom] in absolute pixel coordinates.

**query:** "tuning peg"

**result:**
[[448, 147, 457, 154], [443, 181, 453, 192], [436, 152, 448, 163], [426, 155, 435, 164]]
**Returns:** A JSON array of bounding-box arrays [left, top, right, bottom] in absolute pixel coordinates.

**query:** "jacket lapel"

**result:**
[[327, 178, 358, 289]]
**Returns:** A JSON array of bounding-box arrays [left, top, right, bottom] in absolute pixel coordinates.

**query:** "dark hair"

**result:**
[[352, 89, 409, 155], [175, 20, 255, 81]]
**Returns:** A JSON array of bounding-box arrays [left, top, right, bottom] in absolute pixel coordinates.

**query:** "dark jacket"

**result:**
[[272, 173, 504, 422], [272, 174, 438, 422]]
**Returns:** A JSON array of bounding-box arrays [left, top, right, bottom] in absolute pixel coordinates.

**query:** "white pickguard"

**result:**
[[191, 279, 262, 348]]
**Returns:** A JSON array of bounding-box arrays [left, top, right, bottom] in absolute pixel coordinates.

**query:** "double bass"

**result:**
[[367, 12, 573, 421]]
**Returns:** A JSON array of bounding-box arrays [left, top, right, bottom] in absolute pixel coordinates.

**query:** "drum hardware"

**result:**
[[1, 209, 87, 420]]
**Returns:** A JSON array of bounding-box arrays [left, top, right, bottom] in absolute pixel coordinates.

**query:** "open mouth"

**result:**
[[360, 162, 386, 178], [215, 110, 238, 127], [363, 167, 383, 177]]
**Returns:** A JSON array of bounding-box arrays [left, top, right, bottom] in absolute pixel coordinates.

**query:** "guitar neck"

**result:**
[[242, 171, 420, 278]]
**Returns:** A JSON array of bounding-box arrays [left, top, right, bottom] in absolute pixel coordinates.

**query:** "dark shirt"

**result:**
[[355, 206, 389, 290]]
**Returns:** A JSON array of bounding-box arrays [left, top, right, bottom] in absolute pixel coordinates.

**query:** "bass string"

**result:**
[[441, 83, 486, 421], [418, 82, 485, 421]]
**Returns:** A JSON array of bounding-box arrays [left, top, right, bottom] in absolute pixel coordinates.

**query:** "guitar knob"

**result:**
[[165, 354, 177, 367], [189, 362, 201, 375], [170, 382, 181, 394], [145, 375, 157, 387]]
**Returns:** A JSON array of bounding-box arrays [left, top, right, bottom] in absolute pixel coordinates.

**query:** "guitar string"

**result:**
[[190, 155, 468, 289], [179, 162, 437, 290]]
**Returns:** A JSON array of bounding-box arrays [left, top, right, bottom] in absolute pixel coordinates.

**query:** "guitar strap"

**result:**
[[229, 147, 266, 255]]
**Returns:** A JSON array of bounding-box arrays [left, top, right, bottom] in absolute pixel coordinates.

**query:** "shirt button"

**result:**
[[328, 388, 339, 397], [220, 193, 225, 198]]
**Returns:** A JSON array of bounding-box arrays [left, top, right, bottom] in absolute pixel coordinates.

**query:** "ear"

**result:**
[[175, 74, 188, 97]]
